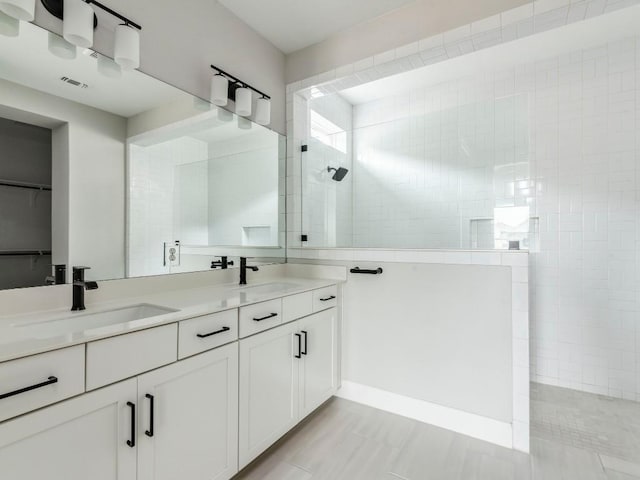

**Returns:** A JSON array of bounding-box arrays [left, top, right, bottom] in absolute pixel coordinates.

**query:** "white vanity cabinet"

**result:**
[[299, 308, 338, 418], [238, 307, 338, 468], [137, 342, 238, 480], [0, 378, 137, 480], [0, 281, 340, 479], [238, 320, 300, 468]]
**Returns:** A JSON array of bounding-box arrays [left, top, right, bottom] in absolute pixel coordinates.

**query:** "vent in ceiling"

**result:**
[[60, 76, 88, 89]]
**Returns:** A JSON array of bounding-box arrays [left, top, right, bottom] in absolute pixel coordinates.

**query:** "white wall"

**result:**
[[32, 1, 287, 135], [0, 79, 127, 282], [342, 261, 513, 422], [285, 0, 530, 83]]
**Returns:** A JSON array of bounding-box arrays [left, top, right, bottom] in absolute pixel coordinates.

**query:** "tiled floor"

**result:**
[[531, 383, 640, 463], [233, 383, 640, 480]]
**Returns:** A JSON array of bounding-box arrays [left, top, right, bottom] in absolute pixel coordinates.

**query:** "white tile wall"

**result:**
[[287, 0, 640, 404]]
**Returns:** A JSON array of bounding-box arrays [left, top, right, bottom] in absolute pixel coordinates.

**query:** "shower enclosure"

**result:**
[[301, 89, 535, 250]]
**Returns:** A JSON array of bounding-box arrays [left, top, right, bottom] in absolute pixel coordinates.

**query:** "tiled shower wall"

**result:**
[[297, 33, 640, 400]]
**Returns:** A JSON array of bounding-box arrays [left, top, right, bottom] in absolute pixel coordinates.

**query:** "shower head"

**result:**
[[327, 166, 349, 182]]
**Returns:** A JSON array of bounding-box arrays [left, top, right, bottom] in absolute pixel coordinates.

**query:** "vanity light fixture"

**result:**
[[63, 0, 94, 47], [254, 96, 271, 126], [235, 86, 252, 116], [210, 65, 271, 124], [211, 74, 229, 106], [41, 0, 142, 68], [0, 9, 19, 36], [113, 23, 139, 70], [0, 0, 35, 21]]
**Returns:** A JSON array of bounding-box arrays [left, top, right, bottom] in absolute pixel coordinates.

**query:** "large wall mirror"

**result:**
[[0, 21, 285, 290]]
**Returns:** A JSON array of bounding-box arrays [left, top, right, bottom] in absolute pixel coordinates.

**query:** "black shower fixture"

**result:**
[[327, 166, 349, 182]]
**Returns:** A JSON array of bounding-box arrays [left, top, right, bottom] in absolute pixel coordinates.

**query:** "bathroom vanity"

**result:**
[[0, 275, 341, 480]]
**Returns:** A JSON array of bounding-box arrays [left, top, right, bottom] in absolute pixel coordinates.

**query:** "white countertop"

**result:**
[[0, 276, 338, 364]]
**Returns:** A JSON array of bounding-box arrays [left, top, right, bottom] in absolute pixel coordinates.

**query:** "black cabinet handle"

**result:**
[[350, 267, 383, 275], [197, 326, 230, 338], [0, 376, 58, 400], [320, 295, 336, 302], [253, 313, 278, 322], [126, 401, 136, 448], [294, 333, 302, 359], [301, 330, 308, 355], [145, 394, 154, 438]]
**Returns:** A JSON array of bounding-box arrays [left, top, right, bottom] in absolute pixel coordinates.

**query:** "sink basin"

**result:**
[[12, 304, 178, 336]]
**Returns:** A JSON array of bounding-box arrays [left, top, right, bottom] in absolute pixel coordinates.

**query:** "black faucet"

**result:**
[[239, 257, 259, 285], [211, 256, 234, 269], [72, 266, 99, 311]]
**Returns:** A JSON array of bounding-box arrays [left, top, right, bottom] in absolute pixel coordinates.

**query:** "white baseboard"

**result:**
[[336, 381, 514, 450]]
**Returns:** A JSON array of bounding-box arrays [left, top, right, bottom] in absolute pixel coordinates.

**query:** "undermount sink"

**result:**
[[11, 304, 178, 336], [234, 282, 300, 295]]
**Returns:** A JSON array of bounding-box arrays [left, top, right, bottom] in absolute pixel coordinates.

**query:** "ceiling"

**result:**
[[0, 20, 191, 118], [217, 0, 416, 54], [339, 4, 640, 105]]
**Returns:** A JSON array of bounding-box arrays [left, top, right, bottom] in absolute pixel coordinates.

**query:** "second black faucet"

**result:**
[[239, 257, 259, 285]]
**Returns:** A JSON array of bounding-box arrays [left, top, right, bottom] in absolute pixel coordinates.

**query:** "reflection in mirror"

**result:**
[[127, 106, 285, 278], [0, 20, 285, 290]]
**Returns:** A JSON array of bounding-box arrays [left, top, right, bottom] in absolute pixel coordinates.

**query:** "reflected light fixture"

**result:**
[[0, 9, 19, 36], [0, 0, 35, 21], [237, 116, 252, 130], [217, 107, 233, 123], [63, 0, 94, 47], [97, 53, 121, 78], [211, 74, 229, 106], [210, 65, 270, 122], [113, 23, 139, 70], [48, 32, 77, 59]]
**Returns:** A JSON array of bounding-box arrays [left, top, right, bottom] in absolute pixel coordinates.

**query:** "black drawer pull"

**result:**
[[320, 295, 336, 302], [197, 326, 230, 338], [301, 330, 308, 355], [145, 394, 154, 437], [350, 267, 383, 275], [126, 401, 136, 448], [0, 376, 58, 400], [294, 333, 302, 359], [253, 313, 278, 322]]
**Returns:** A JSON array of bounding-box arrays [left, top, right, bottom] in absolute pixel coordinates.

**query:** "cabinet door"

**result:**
[[137, 343, 239, 480], [239, 321, 300, 469], [299, 308, 338, 418], [0, 378, 137, 480]]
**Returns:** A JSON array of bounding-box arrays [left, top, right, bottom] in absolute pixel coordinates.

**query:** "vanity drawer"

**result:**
[[282, 291, 313, 323], [86, 324, 177, 391], [179, 309, 238, 359], [313, 285, 338, 312], [239, 298, 283, 338], [0, 345, 85, 422]]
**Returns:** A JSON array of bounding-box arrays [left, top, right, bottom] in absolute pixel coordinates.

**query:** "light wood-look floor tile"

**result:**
[[233, 390, 640, 480]]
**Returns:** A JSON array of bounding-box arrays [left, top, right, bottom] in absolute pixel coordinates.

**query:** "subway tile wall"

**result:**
[[297, 34, 640, 400]]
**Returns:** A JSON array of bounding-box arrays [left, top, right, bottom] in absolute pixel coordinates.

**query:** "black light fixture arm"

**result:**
[[210, 65, 270, 100], [40, 0, 142, 31], [85, 0, 142, 30]]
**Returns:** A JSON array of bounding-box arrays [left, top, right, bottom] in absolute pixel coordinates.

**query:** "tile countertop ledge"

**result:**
[[0, 276, 340, 364]]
